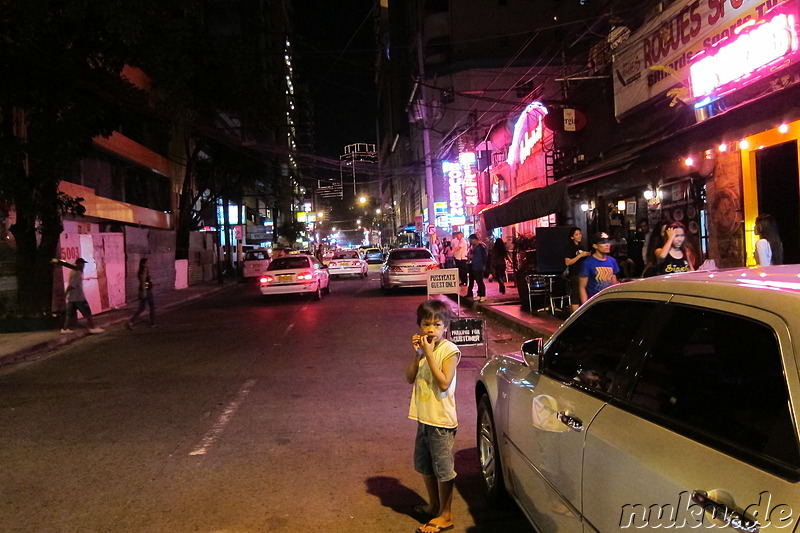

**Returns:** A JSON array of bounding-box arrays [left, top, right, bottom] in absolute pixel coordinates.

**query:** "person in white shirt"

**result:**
[[451, 232, 468, 285], [754, 213, 784, 266]]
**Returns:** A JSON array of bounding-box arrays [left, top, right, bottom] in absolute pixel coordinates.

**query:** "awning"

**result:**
[[479, 180, 569, 229]]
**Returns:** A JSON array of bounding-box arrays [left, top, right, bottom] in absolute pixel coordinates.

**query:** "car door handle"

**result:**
[[556, 411, 584, 431], [691, 490, 760, 533]]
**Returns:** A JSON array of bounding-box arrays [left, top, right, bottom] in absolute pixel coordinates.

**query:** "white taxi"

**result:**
[[327, 250, 368, 278], [258, 255, 330, 300]]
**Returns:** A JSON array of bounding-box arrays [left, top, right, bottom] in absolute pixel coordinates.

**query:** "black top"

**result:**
[[565, 241, 587, 276]]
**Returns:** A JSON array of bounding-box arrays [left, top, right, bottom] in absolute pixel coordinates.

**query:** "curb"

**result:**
[[445, 293, 560, 340]]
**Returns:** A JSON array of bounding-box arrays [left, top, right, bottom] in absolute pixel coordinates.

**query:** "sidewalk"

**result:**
[[0, 280, 235, 368], [448, 275, 566, 340]]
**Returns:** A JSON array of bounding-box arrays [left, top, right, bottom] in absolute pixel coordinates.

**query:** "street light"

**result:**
[[358, 196, 367, 205]]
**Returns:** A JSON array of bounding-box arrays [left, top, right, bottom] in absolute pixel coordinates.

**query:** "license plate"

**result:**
[[277, 274, 293, 282], [340, 261, 350, 266], [406, 267, 422, 273]]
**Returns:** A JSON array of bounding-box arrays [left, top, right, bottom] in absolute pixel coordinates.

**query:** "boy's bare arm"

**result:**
[[406, 335, 422, 384], [435, 354, 458, 390]]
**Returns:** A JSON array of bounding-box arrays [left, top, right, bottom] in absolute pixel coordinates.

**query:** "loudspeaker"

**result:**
[[536, 227, 573, 273]]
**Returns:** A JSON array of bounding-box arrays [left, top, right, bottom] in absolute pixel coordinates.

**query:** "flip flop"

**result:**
[[415, 522, 455, 533]]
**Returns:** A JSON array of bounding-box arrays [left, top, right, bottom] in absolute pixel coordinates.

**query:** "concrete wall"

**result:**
[[124, 227, 176, 301], [188, 231, 218, 285]]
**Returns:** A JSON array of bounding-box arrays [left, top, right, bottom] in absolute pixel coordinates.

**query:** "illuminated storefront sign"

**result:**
[[507, 102, 548, 167], [691, 12, 799, 100], [612, 0, 800, 117], [462, 163, 478, 207], [443, 161, 467, 226], [435, 201, 450, 229]]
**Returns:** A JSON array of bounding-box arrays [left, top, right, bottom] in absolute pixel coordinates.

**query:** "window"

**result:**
[[544, 300, 657, 393], [390, 250, 433, 261], [630, 305, 800, 468], [268, 257, 310, 270]]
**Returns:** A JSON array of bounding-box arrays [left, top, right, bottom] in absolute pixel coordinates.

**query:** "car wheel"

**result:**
[[313, 284, 322, 301], [478, 394, 506, 502], [323, 279, 331, 295]]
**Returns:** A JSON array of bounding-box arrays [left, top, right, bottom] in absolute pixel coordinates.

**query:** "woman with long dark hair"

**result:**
[[755, 213, 784, 266], [653, 221, 695, 275]]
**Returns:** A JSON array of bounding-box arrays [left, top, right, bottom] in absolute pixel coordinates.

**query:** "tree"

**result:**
[[0, 0, 146, 315]]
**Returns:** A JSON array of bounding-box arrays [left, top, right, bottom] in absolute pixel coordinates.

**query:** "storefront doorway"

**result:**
[[755, 140, 800, 264]]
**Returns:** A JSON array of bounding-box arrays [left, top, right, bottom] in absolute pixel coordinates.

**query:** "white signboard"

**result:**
[[427, 268, 460, 295], [612, 0, 786, 117]]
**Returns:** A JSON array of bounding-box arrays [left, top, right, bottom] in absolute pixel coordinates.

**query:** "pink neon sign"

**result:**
[[690, 12, 799, 99], [443, 161, 467, 226], [507, 102, 548, 167]]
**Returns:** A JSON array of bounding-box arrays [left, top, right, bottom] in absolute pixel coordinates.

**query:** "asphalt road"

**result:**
[[0, 268, 533, 532]]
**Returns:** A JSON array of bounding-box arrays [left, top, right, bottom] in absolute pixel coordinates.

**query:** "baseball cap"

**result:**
[[75, 258, 87, 264], [590, 232, 611, 245]]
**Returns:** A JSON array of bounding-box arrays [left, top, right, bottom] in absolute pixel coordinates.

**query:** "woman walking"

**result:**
[[126, 258, 156, 329]]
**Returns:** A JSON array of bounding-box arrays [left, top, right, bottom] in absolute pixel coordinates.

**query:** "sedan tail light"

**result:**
[[328, 261, 337, 267], [389, 265, 403, 272], [297, 271, 313, 280], [426, 264, 439, 270], [260, 275, 274, 284]]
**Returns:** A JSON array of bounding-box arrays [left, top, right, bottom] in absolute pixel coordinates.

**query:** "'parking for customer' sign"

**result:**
[[449, 318, 484, 346], [427, 268, 459, 295]]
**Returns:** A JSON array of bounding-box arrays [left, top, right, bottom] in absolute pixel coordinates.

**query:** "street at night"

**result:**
[[0, 271, 532, 532]]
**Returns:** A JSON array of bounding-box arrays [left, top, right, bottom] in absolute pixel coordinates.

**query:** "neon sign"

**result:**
[[463, 164, 478, 207], [507, 102, 548, 167], [443, 161, 466, 226], [690, 12, 798, 99]]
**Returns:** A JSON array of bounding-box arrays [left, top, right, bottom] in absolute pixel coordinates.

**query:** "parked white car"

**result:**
[[476, 265, 800, 531]]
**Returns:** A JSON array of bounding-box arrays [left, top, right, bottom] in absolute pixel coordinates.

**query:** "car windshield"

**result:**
[[366, 249, 381, 254], [335, 252, 359, 259], [268, 257, 310, 270], [389, 250, 433, 261]]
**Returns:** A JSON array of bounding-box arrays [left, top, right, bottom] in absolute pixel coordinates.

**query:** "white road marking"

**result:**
[[189, 378, 257, 456]]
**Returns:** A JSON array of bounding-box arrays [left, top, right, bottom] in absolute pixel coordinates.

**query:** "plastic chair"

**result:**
[[525, 274, 551, 312]]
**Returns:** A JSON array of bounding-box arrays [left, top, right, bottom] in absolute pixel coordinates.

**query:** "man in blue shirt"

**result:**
[[579, 232, 620, 305]]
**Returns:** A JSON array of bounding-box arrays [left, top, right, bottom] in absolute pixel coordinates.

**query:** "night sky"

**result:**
[[293, 0, 377, 160]]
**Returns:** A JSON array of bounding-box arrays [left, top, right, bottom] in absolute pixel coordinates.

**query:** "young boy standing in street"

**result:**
[[406, 299, 461, 533]]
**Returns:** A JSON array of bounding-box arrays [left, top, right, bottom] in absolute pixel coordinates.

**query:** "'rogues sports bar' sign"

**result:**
[[613, 0, 800, 117]]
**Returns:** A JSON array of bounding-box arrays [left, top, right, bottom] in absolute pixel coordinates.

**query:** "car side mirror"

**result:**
[[521, 338, 543, 370]]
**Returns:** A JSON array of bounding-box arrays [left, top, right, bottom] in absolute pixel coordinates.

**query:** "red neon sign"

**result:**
[[690, 12, 799, 99]]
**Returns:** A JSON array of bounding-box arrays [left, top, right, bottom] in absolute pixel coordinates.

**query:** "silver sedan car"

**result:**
[[380, 247, 438, 291], [476, 265, 800, 531]]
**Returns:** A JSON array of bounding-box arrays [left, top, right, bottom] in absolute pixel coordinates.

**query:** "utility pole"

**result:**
[[416, 18, 436, 243]]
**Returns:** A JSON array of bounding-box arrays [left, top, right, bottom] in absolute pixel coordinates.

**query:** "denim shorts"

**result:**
[[414, 422, 457, 482]]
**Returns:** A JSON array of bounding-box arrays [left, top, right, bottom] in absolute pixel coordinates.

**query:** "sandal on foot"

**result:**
[[415, 523, 454, 533]]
